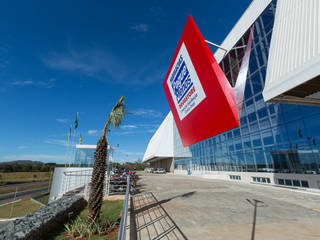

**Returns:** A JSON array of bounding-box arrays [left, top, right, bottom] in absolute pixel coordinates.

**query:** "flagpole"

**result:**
[[69, 128, 76, 168], [69, 112, 78, 168], [65, 126, 72, 168]]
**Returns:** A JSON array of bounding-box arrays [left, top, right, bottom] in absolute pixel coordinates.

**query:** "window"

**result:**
[[278, 179, 284, 185], [252, 177, 270, 184], [230, 175, 241, 180], [258, 108, 267, 119], [293, 180, 301, 187], [301, 180, 309, 188], [248, 113, 257, 123], [285, 179, 292, 186]]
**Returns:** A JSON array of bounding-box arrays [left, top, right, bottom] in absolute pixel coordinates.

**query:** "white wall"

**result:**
[[49, 167, 92, 203]]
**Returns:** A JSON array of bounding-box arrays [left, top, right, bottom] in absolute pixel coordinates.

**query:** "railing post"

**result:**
[[118, 175, 130, 240]]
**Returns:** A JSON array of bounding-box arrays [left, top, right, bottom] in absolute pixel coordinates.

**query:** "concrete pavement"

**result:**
[[134, 172, 320, 240]]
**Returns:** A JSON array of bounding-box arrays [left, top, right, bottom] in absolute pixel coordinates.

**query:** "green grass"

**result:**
[[0, 172, 51, 184], [48, 200, 123, 240], [0, 198, 43, 218], [33, 193, 50, 205]]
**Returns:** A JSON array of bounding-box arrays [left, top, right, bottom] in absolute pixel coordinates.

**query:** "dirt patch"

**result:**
[[104, 195, 125, 201]]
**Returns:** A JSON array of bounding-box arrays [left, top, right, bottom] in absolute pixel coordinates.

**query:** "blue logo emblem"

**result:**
[[170, 55, 193, 104]]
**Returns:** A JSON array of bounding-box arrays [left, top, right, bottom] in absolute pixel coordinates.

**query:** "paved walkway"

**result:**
[[131, 172, 320, 240], [132, 192, 187, 240]]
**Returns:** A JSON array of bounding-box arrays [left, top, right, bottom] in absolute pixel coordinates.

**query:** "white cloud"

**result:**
[[2, 154, 66, 162], [43, 49, 126, 83], [131, 109, 163, 118], [88, 129, 98, 135], [122, 124, 137, 129], [130, 23, 149, 32], [9, 79, 55, 88], [56, 118, 70, 123], [44, 139, 68, 147], [10, 80, 34, 86], [43, 45, 169, 87], [18, 146, 29, 149]]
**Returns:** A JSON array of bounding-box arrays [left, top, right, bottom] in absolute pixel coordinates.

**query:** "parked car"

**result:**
[[144, 168, 154, 173], [153, 168, 166, 174]]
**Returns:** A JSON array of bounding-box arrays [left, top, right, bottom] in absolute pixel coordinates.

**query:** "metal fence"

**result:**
[[118, 176, 130, 240]]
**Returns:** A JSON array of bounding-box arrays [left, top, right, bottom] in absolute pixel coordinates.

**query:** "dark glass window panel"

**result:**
[[272, 152, 290, 173], [244, 141, 251, 149], [251, 73, 263, 94], [269, 104, 275, 115], [267, 178, 271, 183], [285, 179, 292, 186], [236, 143, 242, 150], [253, 138, 262, 147], [255, 151, 267, 171], [301, 180, 309, 188], [249, 54, 259, 72], [246, 99, 254, 108], [257, 43, 265, 66], [240, 117, 248, 126], [234, 129, 240, 137], [286, 120, 305, 142], [283, 108, 301, 123], [304, 114, 320, 138], [293, 180, 301, 187], [248, 113, 257, 122], [245, 152, 256, 172], [278, 179, 284, 185], [250, 122, 259, 132], [245, 82, 253, 99], [259, 118, 270, 130], [255, 94, 263, 102], [258, 108, 268, 119], [263, 136, 274, 145], [241, 126, 249, 135]]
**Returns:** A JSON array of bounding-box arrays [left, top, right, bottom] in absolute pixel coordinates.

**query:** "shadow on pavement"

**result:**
[[130, 192, 189, 240]]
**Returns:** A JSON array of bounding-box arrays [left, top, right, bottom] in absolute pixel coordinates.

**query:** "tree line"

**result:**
[[0, 163, 65, 172]]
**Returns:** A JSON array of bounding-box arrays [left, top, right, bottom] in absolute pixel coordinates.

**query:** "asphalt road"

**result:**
[[137, 172, 320, 240], [0, 181, 48, 189], [0, 187, 48, 205]]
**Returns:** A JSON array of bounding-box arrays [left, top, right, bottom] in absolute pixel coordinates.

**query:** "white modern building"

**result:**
[[143, 0, 320, 190]]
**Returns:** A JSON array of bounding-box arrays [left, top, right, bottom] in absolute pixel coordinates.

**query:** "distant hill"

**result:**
[[0, 160, 44, 165]]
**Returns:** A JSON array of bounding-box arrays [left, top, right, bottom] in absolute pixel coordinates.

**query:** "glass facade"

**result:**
[[73, 146, 113, 167], [174, 0, 320, 176]]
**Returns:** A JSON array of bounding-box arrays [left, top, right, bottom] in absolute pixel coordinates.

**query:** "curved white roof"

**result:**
[[142, 112, 174, 162]]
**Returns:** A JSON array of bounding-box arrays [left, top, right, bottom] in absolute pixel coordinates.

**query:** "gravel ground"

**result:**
[[137, 172, 320, 240]]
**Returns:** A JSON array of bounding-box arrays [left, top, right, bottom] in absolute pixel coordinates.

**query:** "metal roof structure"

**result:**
[[263, 0, 320, 105], [142, 112, 174, 162]]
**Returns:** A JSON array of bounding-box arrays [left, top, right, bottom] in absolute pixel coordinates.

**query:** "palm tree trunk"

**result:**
[[87, 135, 107, 223]]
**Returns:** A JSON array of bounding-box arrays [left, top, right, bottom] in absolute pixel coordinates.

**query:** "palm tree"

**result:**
[[87, 96, 126, 224]]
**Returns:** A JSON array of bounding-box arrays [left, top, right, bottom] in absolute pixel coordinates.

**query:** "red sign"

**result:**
[[163, 15, 239, 147]]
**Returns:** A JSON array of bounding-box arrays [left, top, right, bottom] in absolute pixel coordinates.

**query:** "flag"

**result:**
[[74, 112, 78, 129], [68, 126, 72, 144], [79, 134, 82, 144]]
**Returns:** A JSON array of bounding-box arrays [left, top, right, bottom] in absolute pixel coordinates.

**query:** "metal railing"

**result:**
[[118, 176, 130, 240], [61, 169, 92, 195]]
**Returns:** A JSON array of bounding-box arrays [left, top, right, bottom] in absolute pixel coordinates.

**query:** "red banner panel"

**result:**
[[163, 15, 239, 147]]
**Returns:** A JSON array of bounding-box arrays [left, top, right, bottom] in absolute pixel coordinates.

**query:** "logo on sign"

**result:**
[[167, 43, 206, 120]]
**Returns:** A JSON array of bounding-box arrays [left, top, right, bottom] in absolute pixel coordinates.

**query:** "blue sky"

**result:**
[[0, 0, 251, 164]]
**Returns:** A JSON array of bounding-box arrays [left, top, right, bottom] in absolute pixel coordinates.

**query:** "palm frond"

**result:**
[[109, 101, 126, 128], [102, 96, 126, 137]]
